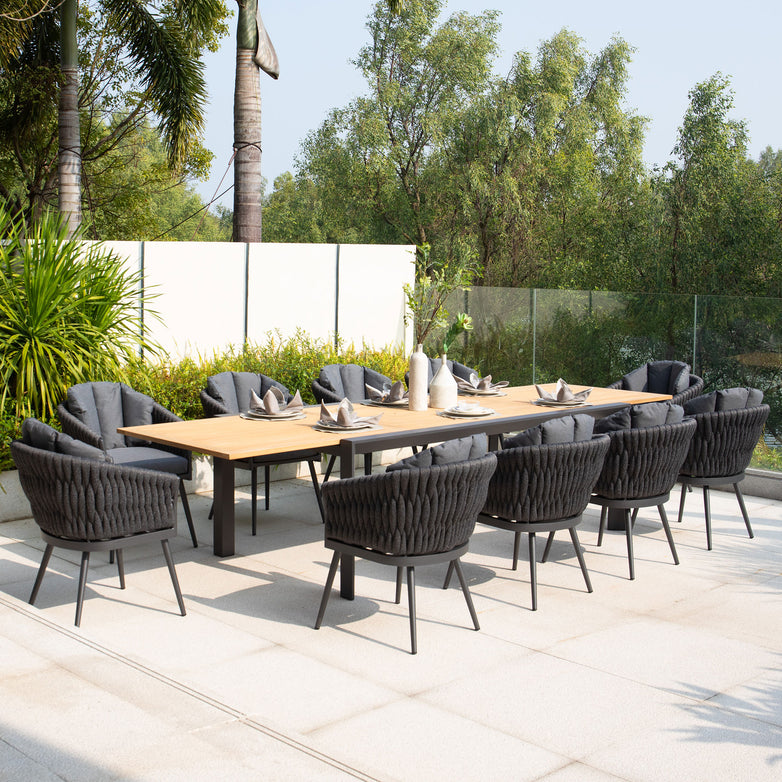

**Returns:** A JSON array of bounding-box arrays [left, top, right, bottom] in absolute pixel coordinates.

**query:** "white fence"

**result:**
[[102, 241, 417, 358]]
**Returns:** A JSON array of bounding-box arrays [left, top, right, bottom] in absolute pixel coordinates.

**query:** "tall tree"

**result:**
[[48, 1, 228, 235]]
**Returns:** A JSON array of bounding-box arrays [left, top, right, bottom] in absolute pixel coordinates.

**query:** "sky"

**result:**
[[197, 0, 780, 210]]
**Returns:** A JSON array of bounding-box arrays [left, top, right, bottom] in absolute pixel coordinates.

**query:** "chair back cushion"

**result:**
[[386, 433, 487, 471], [684, 387, 764, 415], [318, 365, 392, 402], [66, 382, 155, 449], [595, 402, 684, 433], [620, 361, 690, 394], [22, 418, 111, 461], [502, 413, 595, 448], [205, 371, 291, 414]]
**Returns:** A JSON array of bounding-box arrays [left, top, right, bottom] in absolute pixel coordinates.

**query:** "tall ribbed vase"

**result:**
[[429, 354, 458, 409], [408, 344, 428, 411]]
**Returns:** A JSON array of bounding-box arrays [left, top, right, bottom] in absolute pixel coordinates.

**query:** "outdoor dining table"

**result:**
[[119, 384, 670, 597]]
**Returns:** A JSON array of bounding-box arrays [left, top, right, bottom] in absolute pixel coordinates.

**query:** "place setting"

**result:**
[[313, 398, 383, 432], [456, 373, 509, 396], [437, 402, 496, 419], [364, 380, 408, 406], [239, 387, 306, 420], [531, 378, 592, 407]]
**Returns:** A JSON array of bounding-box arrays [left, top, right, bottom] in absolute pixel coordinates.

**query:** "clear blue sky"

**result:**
[[198, 0, 780, 210]]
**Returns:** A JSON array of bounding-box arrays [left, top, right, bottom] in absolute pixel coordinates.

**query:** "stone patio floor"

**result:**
[[1, 478, 780, 781]]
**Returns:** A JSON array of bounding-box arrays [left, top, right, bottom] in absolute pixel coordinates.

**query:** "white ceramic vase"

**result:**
[[428, 354, 458, 409], [408, 344, 429, 411]]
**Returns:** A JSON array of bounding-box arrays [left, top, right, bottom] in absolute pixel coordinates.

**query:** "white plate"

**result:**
[[439, 405, 495, 417], [365, 398, 408, 406], [313, 421, 380, 432], [458, 388, 507, 396], [530, 398, 588, 407], [240, 410, 305, 420]]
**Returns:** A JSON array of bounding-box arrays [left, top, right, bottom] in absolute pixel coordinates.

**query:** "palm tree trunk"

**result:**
[[233, 45, 263, 242], [58, 0, 81, 235]]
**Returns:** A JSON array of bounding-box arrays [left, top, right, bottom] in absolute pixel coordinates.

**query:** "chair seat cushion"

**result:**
[[107, 447, 188, 475], [503, 414, 595, 448]]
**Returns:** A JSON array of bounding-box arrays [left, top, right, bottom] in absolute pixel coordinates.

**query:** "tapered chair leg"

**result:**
[[179, 480, 198, 548], [323, 454, 336, 483], [75, 551, 90, 627], [541, 531, 556, 562], [314, 552, 340, 629], [161, 540, 186, 616], [29, 543, 54, 605], [597, 507, 608, 546], [569, 527, 593, 593], [733, 483, 754, 539], [307, 459, 326, 523], [395, 567, 403, 603], [442, 560, 455, 590], [528, 532, 538, 611], [116, 549, 125, 589], [677, 484, 687, 524], [624, 509, 635, 580], [406, 566, 417, 654], [657, 505, 679, 565], [512, 530, 522, 570], [703, 485, 712, 550], [452, 559, 480, 631]]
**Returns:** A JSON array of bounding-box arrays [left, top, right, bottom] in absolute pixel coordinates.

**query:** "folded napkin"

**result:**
[[249, 387, 304, 415], [319, 398, 382, 428], [535, 378, 591, 403], [365, 380, 408, 402], [456, 373, 509, 392]]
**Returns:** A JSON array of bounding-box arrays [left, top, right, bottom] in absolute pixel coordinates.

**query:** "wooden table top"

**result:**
[[118, 384, 671, 462]]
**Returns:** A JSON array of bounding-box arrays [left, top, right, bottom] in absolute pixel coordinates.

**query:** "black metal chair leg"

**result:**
[[315, 552, 340, 629], [597, 507, 608, 546], [364, 453, 372, 475], [395, 567, 403, 603], [512, 530, 521, 570], [624, 509, 635, 580], [406, 566, 417, 655], [658, 504, 679, 565], [264, 465, 271, 510], [702, 485, 712, 550], [677, 483, 687, 523], [569, 527, 593, 593], [541, 531, 555, 562], [453, 559, 480, 631], [161, 540, 186, 616], [179, 479, 198, 548], [116, 549, 125, 589], [528, 532, 538, 611], [442, 559, 455, 589], [75, 551, 90, 627], [307, 459, 326, 523], [29, 543, 54, 605], [251, 467, 259, 535], [733, 483, 754, 539], [109, 550, 115, 564], [323, 454, 336, 483]]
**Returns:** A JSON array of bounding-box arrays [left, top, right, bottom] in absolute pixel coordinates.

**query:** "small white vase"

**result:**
[[429, 354, 458, 409], [408, 344, 429, 411]]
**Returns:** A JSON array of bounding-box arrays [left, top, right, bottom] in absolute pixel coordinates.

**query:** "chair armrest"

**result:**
[[311, 379, 342, 404], [200, 390, 230, 418], [57, 403, 103, 449]]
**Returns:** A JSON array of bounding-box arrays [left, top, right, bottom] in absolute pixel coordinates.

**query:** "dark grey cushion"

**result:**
[[206, 372, 241, 412], [684, 388, 764, 415], [206, 371, 292, 414], [684, 392, 717, 414], [108, 447, 188, 475], [630, 401, 675, 429], [56, 433, 112, 462], [595, 407, 631, 433], [621, 365, 648, 392], [66, 382, 125, 449], [647, 360, 689, 394], [386, 433, 487, 471], [504, 414, 595, 448], [21, 418, 59, 451]]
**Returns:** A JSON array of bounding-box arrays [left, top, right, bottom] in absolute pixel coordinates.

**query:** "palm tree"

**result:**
[[55, 1, 226, 235], [232, 0, 278, 243]]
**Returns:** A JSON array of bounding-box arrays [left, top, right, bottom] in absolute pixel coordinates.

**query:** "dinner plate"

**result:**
[[439, 405, 495, 417], [240, 410, 305, 420], [458, 388, 507, 396], [313, 421, 380, 432], [530, 398, 589, 407], [365, 398, 408, 406]]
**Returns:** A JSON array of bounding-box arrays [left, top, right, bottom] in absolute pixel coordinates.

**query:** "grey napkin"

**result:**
[[535, 379, 591, 403], [249, 387, 304, 415], [456, 373, 509, 392], [365, 380, 408, 402], [319, 398, 382, 427]]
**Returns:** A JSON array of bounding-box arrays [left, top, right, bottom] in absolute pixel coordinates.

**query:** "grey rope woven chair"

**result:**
[[12, 424, 186, 627], [607, 360, 704, 406], [315, 453, 497, 654], [57, 381, 198, 548], [201, 371, 325, 531], [676, 390, 770, 550], [590, 415, 696, 579], [467, 434, 610, 610]]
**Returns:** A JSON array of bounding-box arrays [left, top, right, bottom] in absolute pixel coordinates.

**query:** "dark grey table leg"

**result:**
[[213, 457, 236, 557], [339, 440, 357, 599]]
